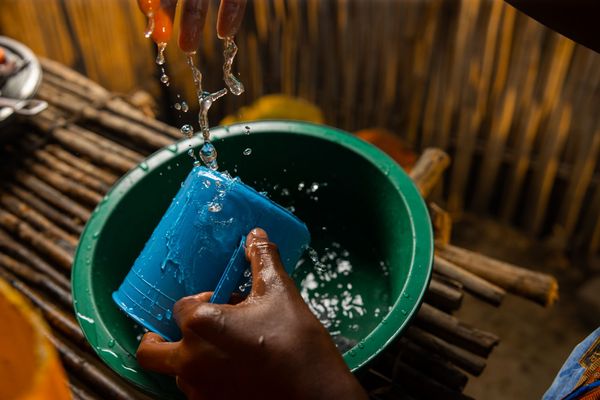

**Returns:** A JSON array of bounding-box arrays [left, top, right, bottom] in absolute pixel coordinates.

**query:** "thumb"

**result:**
[[245, 228, 287, 295]]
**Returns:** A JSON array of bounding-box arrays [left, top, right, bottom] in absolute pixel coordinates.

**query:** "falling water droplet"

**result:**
[[243, 148, 252, 156], [144, 14, 155, 38], [139, 162, 149, 171], [181, 101, 189, 112], [180, 124, 194, 137], [108, 339, 115, 348], [200, 142, 219, 170], [156, 42, 167, 65], [160, 73, 169, 85], [222, 37, 245, 95], [174, 102, 181, 110], [245, 125, 251, 135]]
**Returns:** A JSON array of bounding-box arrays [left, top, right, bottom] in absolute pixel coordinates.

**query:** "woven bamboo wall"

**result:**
[[1, 0, 600, 259]]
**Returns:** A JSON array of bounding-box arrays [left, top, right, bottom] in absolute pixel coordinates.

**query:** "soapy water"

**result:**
[[293, 239, 391, 352]]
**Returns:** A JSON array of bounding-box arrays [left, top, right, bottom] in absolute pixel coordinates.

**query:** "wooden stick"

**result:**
[[14, 170, 91, 223], [45, 145, 119, 186], [426, 277, 463, 312], [408, 148, 451, 198], [37, 84, 173, 150], [33, 149, 111, 194], [69, 381, 99, 400], [434, 255, 505, 306], [0, 269, 85, 349], [0, 253, 72, 309], [0, 192, 78, 248], [8, 184, 83, 236], [30, 110, 137, 174], [67, 124, 145, 164], [397, 338, 468, 391], [0, 210, 73, 270], [416, 303, 499, 357], [40, 57, 180, 140], [405, 326, 487, 376], [0, 228, 70, 290], [429, 202, 452, 246], [392, 359, 473, 400], [436, 243, 559, 307], [48, 333, 135, 400], [25, 161, 103, 207]]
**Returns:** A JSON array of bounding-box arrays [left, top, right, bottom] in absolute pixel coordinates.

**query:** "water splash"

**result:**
[[186, 53, 204, 98], [180, 124, 194, 137], [198, 89, 227, 141], [155, 42, 167, 65], [222, 37, 244, 95], [200, 141, 219, 170], [144, 14, 155, 38]]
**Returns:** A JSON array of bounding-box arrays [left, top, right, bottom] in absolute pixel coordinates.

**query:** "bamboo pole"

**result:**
[[45, 145, 119, 186], [0, 268, 85, 349], [396, 338, 468, 391], [0, 228, 70, 290], [0, 210, 74, 270], [0, 253, 72, 308], [405, 326, 487, 376], [32, 149, 111, 194], [69, 381, 99, 400], [37, 84, 173, 150], [416, 303, 499, 357], [434, 256, 505, 306], [392, 359, 473, 400], [8, 184, 83, 235], [24, 161, 103, 207], [426, 277, 464, 312], [436, 243, 559, 306], [0, 193, 78, 250], [48, 333, 136, 400], [14, 170, 91, 223], [408, 148, 451, 198]]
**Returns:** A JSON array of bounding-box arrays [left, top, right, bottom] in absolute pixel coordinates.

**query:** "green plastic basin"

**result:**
[[72, 121, 433, 397]]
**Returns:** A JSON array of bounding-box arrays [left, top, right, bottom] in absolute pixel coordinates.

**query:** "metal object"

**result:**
[[0, 97, 47, 116], [0, 36, 43, 129]]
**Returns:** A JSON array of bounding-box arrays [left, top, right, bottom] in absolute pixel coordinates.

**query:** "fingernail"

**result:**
[[249, 227, 268, 240]]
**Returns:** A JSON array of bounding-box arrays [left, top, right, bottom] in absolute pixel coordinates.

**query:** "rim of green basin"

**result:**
[[71, 120, 433, 394]]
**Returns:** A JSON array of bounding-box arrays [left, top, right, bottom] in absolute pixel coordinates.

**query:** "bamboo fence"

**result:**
[[1, 0, 600, 258]]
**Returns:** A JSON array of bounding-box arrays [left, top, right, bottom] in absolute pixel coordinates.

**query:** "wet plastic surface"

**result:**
[[71, 121, 433, 397]]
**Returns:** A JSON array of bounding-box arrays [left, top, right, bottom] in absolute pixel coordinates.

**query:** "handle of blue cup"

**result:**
[[210, 236, 249, 304]]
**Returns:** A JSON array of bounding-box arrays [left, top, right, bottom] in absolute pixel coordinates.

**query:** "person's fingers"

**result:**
[[138, 0, 160, 16], [151, 0, 177, 43], [173, 292, 212, 326], [136, 332, 179, 375], [216, 0, 247, 39], [245, 228, 287, 296], [229, 292, 245, 305], [173, 292, 228, 337], [178, 0, 210, 53]]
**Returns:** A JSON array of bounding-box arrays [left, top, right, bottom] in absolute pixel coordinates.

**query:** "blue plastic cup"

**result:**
[[112, 166, 311, 341]]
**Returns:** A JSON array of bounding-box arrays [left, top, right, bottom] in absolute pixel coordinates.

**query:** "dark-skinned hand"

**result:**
[[138, 0, 247, 52], [137, 228, 367, 400]]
